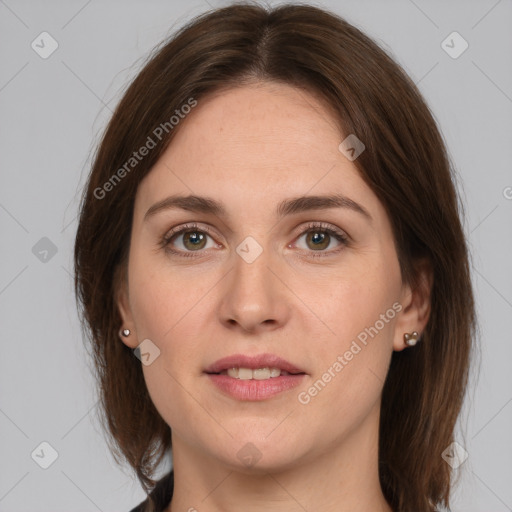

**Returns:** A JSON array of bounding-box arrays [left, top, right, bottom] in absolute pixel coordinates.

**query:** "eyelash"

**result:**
[[160, 221, 349, 259]]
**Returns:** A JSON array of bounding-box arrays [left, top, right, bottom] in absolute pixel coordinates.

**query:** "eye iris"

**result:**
[[183, 231, 206, 250], [307, 231, 329, 250]]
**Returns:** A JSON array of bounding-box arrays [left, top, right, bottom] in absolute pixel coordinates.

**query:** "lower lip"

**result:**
[[206, 374, 306, 401]]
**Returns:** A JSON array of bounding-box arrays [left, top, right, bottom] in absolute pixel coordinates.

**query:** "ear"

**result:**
[[393, 257, 433, 351], [115, 264, 138, 349]]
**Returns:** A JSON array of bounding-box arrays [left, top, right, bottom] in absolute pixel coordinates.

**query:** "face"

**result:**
[[118, 82, 419, 472]]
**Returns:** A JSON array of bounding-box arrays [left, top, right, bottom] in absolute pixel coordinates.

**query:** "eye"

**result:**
[[293, 222, 348, 257], [161, 223, 219, 256], [161, 221, 349, 258]]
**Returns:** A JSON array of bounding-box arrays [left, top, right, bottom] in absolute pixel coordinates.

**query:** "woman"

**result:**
[[74, 3, 476, 511]]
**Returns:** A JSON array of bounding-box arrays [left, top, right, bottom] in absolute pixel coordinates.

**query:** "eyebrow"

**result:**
[[144, 193, 372, 223]]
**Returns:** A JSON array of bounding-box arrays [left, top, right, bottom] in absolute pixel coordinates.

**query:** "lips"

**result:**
[[204, 353, 307, 400], [204, 353, 306, 375]]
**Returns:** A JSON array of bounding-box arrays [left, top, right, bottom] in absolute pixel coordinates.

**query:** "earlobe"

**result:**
[[403, 331, 420, 346], [115, 267, 138, 348], [119, 328, 132, 338], [393, 258, 433, 351]]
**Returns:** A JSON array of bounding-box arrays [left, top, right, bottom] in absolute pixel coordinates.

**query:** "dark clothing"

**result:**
[[129, 471, 174, 512]]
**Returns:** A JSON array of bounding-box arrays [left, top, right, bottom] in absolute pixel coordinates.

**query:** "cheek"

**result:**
[[128, 246, 216, 342], [292, 257, 398, 408], [131, 269, 209, 435], [293, 254, 399, 346], [127, 252, 216, 408]]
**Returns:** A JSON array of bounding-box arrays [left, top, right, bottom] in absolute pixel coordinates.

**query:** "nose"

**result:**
[[218, 242, 291, 334]]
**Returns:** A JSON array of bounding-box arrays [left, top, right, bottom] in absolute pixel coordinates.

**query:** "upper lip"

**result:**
[[204, 353, 306, 374]]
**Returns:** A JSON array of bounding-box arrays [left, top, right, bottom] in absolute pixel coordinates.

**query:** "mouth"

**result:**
[[214, 367, 303, 379], [204, 353, 306, 379], [204, 353, 307, 400]]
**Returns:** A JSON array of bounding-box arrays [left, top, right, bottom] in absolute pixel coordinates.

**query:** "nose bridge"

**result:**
[[219, 234, 289, 331], [234, 236, 272, 296]]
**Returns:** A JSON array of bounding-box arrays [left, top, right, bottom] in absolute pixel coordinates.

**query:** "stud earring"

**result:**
[[404, 331, 420, 347], [119, 328, 131, 338]]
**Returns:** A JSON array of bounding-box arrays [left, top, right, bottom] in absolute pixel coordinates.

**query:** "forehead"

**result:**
[[173, 82, 343, 159], [134, 82, 385, 230]]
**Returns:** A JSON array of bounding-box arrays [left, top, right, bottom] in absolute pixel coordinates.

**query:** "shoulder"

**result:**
[[129, 471, 174, 512]]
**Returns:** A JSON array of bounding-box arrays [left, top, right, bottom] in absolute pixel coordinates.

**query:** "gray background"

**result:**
[[1, 0, 511, 510]]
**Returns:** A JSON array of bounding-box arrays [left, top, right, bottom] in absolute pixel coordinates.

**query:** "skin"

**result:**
[[117, 81, 432, 512]]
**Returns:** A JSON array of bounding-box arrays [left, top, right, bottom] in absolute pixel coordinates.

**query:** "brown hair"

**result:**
[[74, 3, 476, 511]]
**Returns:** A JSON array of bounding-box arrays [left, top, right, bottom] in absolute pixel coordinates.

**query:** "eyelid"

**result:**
[[162, 222, 215, 241], [291, 221, 348, 242]]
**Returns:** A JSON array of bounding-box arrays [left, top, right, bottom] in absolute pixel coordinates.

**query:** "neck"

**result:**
[[166, 402, 392, 512]]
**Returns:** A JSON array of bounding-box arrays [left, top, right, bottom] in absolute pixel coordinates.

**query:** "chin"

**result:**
[[213, 429, 310, 474], [225, 449, 305, 476]]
